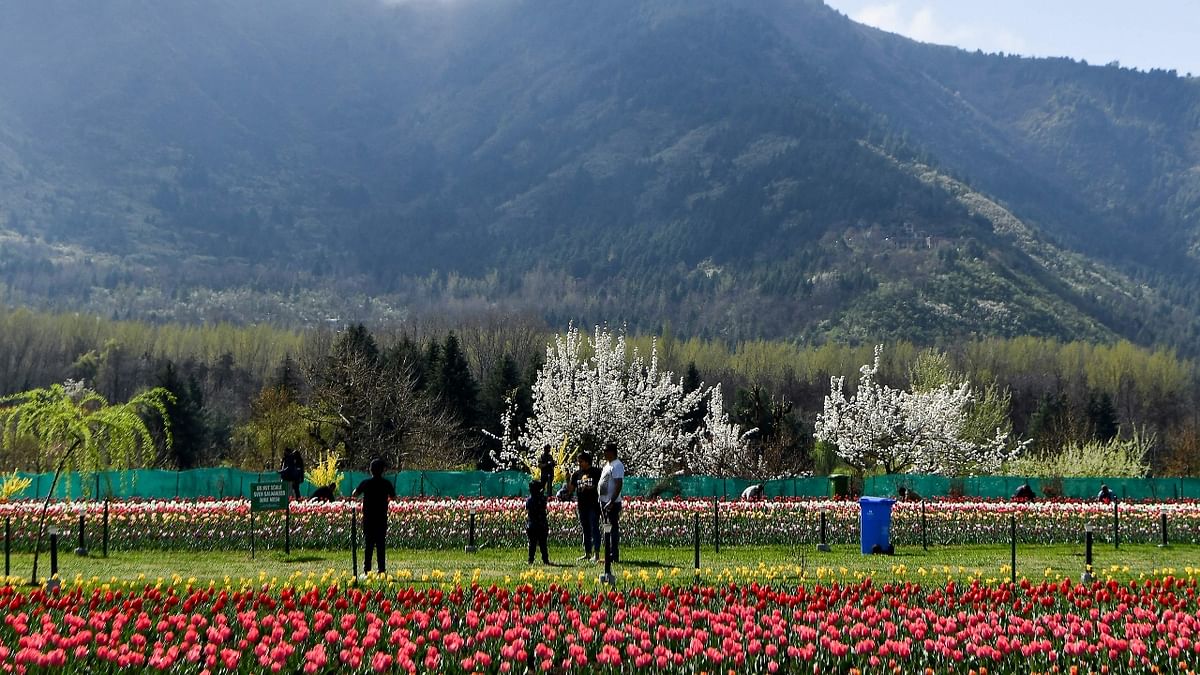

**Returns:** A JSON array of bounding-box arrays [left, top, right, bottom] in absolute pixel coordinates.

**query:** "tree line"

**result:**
[[1, 306, 1198, 476]]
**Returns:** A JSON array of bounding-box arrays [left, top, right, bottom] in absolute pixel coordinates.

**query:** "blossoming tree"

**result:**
[[491, 325, 752, 476], [815, 346, 1020, 476]]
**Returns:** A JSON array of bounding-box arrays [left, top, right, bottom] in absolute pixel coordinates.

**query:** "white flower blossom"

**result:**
[[815, 345, 1022, 476], [491, 324, 752, 476]]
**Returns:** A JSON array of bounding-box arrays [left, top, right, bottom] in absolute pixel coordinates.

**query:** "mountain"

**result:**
[[1, 0, 1199, 348]]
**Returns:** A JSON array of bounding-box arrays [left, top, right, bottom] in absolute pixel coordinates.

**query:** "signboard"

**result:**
[[250, 482, 289, 512]]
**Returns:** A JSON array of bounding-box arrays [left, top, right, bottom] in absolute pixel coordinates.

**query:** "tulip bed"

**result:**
[[4, 574, 1200, 673], [0, 498, 1196, 553]]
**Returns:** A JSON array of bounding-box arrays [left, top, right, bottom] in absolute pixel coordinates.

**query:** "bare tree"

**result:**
[[303, 341, 469, 471]]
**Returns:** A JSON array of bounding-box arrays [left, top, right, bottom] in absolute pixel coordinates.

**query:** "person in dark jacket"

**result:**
[[310, 484, 336, 502], [1096, 483, 1116, 501], [352, 458, 396, 575], [563, 452, 602, 562], [525, 480, 550, 565], [538, 445, 556, 492], [280, 447, 305, 499], [1013, 481, 1037, 502]]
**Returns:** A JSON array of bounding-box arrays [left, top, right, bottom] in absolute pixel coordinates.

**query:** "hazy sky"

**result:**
[[823, 0, 1200, 76]]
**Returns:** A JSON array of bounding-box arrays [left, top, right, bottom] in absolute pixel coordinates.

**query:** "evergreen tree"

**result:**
[[734, 385, 774, 438], [683, 362, 702, 395], [431, 332, 480, 431], [423, 339, 442, 387], [1027, 393, 1071, 453], [384, 335, 427, 391], [271, 353, 303, 399], [156, 361, 207, 469], [339, 324, 380, 364], [482, 354, 521, 427], [1086, 391, 1120, 442]]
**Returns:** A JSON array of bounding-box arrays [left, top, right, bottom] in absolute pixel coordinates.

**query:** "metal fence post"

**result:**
[[75, 513, 88, 557], [1112, 501, 1119, 550], [1009, 514, 1016, 586], [102, 500, 109, 558], [713, 498, 720, 553], [817, 510, 830, 553], [1082, 526, 1094, 583]]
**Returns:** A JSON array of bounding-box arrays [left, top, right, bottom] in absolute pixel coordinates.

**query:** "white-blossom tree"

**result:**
[[690, 387, 760, 476], [815, 346, 912, 473], [491, 324, 753, 476], [815, 345, 1021, 476]]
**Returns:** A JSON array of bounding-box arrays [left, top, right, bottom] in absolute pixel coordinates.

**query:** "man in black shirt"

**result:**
[[352, 458, 396, 575], [563, 452, 602, 562]]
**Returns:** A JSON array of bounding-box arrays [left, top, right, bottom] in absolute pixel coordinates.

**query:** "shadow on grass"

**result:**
[[616, 559, 681, 570], [274, 554, 329, 563]]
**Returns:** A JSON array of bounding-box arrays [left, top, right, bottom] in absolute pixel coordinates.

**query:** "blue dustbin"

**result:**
[[859, 496, 897, 554]]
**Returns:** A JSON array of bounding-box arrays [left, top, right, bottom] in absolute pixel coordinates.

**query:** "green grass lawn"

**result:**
[[5, 542, 1198, 587]]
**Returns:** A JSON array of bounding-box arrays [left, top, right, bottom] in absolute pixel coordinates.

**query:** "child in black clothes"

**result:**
[[525, 480, 550, 565]]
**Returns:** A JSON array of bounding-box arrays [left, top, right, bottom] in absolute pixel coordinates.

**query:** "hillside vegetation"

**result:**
[[0, 1, 1198, 347]]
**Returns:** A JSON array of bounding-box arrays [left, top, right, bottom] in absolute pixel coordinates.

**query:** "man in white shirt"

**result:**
[[598, 442, 625, 563]]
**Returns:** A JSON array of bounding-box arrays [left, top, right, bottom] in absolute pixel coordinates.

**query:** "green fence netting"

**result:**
[[863, 475, 1200, 500], [4, 470, 833, 500], [5, 469, 1199, 500]]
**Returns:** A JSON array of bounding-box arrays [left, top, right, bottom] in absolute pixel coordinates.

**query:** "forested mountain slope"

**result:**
[[1, 0, 1198, 347]]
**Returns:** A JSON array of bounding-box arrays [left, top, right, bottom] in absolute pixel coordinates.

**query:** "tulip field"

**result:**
[[2, 497, 1200, 673], [5, 571, 1200, 673], [0, 497, 1197, 553]]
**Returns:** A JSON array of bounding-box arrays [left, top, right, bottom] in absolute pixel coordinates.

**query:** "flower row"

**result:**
[[2, 576, 1200, 673], [0, 498, 1194, 552]]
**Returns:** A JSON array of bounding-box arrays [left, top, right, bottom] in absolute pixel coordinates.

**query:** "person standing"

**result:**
[[280, 447, 305, 499], [352, 458, 396, 575], [598, 443, 625, 563], [564, 452, 602, 562], [525, 480, 550, 564], [538, 445, 557, 492]]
